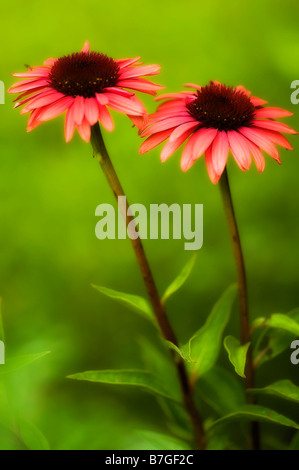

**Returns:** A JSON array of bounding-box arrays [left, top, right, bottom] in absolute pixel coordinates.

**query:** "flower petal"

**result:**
[[181, 127, 218, 171], [77, 117, 91, 142], [252, 119, 297, 134], [85, 97, 100, 125], [119, 64, 161, 80], [254, 107, 293, 119], [227, 130, 251, 170], [81, 41, 90, 53], [239, 127, 281, 162], [38, 96, 74, 122], [205, 145, 221, 184], [211, 131, 229, 175], [139, 129, 173, 154], [98, 105, 114, 132]]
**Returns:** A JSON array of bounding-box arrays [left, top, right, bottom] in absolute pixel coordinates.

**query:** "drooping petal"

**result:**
[[85, 97, 100, 125], [139, 129, 173, 154], [105, 92, 145, 116], [77, 117, 91, 142], [65, 106, 76, 142], [205, 145, 221, 184], [252, 119, 297, 134], [98, 104, 114, 132], [72, 95, 85, 125], [211, 131, 229, 175], [246, 140, 265, 173], [22, 90, 65, 113], [161, 125, 196, 162], [142, 116, 195, 137], [95, 93, 109, 106], [181, 127, 218, 171], [227, 130, 251, 170], [38, 96, 74, 122], [117, 78, 164, 95], [239, 127, 280, 162], [169, 121, 199, 142]]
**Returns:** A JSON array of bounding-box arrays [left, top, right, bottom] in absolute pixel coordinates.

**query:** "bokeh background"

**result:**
[[0, 0, 298, 450]]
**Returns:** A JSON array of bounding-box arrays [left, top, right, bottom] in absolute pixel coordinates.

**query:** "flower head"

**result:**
[[140, 81, 296, 183], [8, 41, 163, 142]]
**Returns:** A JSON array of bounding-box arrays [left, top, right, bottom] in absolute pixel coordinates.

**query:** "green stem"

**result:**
[[90, 123, 206, 450], [219, 167, 260, 450]]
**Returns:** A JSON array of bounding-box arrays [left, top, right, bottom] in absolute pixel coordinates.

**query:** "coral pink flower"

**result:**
[[140, 81, 296, 183], [8, 42, 163, 142]]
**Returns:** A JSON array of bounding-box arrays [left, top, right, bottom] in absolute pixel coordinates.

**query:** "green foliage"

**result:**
[[184, 284, 237, 377], [68, 369, 181, 403], [253, 309, 299, 366], [209, 405, 299, 431], [198, 366, 245, 416], [162, 253, 197, 304], [92, 284, 155, 322], [249, 380, 299, 404], [224, 336, 250, 378]]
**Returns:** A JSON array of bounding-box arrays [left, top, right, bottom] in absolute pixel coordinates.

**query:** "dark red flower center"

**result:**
[[186, 82, 256, 131], [49, 51, 120, 98]]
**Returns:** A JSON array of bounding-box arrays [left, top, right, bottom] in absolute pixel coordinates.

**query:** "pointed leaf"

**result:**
[[224, 336, 250, 378], [209, 405, 299, 431], [162, 253, 197, 303], [249, 380, 299, 403], [92, 284, 155, 322], [266, 313, 299, 336], [67, 369, 180, 403], [186, 284, 237, 377]]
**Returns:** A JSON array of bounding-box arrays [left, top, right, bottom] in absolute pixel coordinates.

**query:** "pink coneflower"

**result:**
[[8, 41, 163, 142], [140, 81, 296, 183]]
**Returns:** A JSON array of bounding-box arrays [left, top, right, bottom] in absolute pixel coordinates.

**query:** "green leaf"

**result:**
[[186, 284, 237, 377], [138, 337, 181, 401], [162, 253, 197, 303], [0, 351, 51, 378], [92, 284, 155, 322], [67, 369, 180, 403], [224, 336, 250, 378], [134, 430, 191, 450], [198, 366, 245, 416], [249, 380, 299, 403], [209, 405, 299, 431], [266, 313, 299, 336], [164, 341, 188, 361], [18, 418, 50, 450]]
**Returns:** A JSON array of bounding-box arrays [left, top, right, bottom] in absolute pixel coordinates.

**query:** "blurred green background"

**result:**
[[0, 0, 298, 450]]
